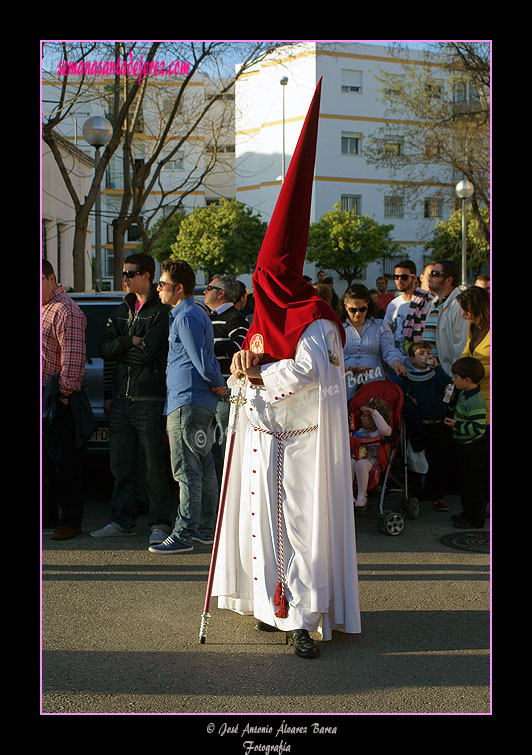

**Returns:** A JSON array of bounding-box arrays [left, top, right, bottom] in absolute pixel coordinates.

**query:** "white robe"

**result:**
[[212, 319, 361, 641]]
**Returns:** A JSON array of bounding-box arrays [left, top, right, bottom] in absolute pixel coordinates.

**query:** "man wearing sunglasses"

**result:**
[[425, 260, 469, 378], [203, 276, 250, 487], [149, 259, 226, 554], [384, 259, 418, 354], [91, 253, 175, 546]]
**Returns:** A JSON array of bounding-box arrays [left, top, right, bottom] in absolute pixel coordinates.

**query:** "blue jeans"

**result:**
[[212, 397, 230, 488], [108, 398, 174, 531], [166, 403, 219, 543]]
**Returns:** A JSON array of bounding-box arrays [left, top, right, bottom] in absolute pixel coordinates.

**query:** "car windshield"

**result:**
[[79, 304, 118, 359]]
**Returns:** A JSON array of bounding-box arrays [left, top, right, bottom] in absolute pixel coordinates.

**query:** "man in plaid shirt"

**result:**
[[42, 260, 87, 540]]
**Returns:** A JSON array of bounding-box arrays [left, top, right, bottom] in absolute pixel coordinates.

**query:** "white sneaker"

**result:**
[[149, 528, 169, 545], [354, 494, 368, 508], [90, 522, 136, 537]]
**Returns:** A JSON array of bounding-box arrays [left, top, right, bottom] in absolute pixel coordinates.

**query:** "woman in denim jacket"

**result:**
[[341, 285, 406, 402]]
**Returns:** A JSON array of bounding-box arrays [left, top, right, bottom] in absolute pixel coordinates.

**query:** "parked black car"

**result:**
[[70, 292, 123, 451]]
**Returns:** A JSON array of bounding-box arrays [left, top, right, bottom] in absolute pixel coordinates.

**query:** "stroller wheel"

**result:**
[[379, 511, 405, 536], [406, 497, 420, 520], [378, 510, 390, 532]]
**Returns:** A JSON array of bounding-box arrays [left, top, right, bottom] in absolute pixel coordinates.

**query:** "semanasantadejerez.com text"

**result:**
[[56, 52, 190, 83]]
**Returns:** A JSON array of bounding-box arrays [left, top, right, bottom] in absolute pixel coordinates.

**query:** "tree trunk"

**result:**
[[113, 220, 127, 291], [73, 214, 90, 292]]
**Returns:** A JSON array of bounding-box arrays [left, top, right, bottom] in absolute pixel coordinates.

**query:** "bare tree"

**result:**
[[107, 41, 289, 289], [363, 41, 490, 244], [42, 41, 290, 290], [42, 41, 160, 290]]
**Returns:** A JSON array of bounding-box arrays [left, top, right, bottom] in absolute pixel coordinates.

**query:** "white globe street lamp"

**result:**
[[83, 117, 113, 291], [455, 179, 474, 286]]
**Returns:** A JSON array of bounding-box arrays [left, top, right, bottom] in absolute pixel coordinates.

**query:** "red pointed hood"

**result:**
[[243, 77, 345, 364]]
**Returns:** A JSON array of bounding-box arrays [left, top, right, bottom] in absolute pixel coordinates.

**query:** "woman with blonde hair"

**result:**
[[456, 284, 490, 514], [456, 285, 490, 424]]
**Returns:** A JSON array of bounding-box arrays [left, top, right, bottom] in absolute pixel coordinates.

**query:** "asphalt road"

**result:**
[[41, 455, 490, 725]]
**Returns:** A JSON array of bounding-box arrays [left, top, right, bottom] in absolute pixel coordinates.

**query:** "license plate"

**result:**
[[89, 426, 109, 444]]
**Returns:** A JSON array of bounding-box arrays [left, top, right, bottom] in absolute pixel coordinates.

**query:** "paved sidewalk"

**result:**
[[41, 492, 490, 717]]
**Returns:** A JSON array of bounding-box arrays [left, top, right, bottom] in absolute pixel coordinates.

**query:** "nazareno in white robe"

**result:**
[[212, 319, 361, 641]]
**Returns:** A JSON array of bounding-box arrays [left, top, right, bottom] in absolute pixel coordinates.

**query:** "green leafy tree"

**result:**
[[425, 206, 489, 273], [139, 210, 186, 262], [306, 203, 401, 285], [170, 197, 267, 278]]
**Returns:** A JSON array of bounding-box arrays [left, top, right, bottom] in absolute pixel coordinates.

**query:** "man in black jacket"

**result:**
[[90, 253, 175, 546], [204, 275, 249, 484]]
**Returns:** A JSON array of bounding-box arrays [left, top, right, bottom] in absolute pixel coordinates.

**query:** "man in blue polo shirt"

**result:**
[[149, 259, 226, 554]]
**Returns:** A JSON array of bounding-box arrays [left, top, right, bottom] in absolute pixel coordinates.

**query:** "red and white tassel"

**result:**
[[274, 582, 289, 618], [250, 424, 316, 622]]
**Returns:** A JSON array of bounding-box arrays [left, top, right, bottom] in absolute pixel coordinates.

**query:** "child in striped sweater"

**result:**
[[444, 356, 487, 529]]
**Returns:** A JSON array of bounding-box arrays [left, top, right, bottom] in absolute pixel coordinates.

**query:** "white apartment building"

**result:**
[[234, 41, 460, 293], [42, 42, 482, 293]]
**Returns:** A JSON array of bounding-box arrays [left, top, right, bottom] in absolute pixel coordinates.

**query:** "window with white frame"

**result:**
[[106, 154, 123, 190], [383, 74, 405, 97], [341, 69, 362, 93], [384, 195, 404, 218], [454, 81, 480, 104], [102, 249, 114, 278], [127, 218, 144, 242], [424, 197, 443, 218], [162, 154, 184, 170], [426, 79, 444, 99], [341, 131, 361, 156], [383, 136, 404, 157], [205, 144, 235, 154], [341, 195, 362, 215], [424, 138, 442, 160], [382, 258, 397, 276]]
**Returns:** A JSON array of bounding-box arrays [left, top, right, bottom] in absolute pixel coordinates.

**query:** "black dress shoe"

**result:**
[[286, 629, 320, 658], [255, 620, 280, 632]]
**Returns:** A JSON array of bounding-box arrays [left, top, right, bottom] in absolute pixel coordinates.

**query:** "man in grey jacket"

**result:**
[[425, 260, 468, 378]]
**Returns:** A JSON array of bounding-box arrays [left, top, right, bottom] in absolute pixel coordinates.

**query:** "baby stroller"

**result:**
[[348, 379, 413, 536]]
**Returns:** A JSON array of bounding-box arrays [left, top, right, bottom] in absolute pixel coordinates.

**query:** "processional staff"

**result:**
[[199, 377, 247, 644]]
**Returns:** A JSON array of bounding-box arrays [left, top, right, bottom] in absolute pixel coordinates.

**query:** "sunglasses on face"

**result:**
[[430, 270, 446, 278], [156, 280, 175, 289], [205, 285, 222, 292], [394, 273, 414, 280], [347, 306, 368, 314], [122, 269, 145, 279]]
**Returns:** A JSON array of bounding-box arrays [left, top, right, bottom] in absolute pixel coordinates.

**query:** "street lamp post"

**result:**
[[280, 77, 288, 181], [455, 178, 475, 287], [83, 116, 113, 291]]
